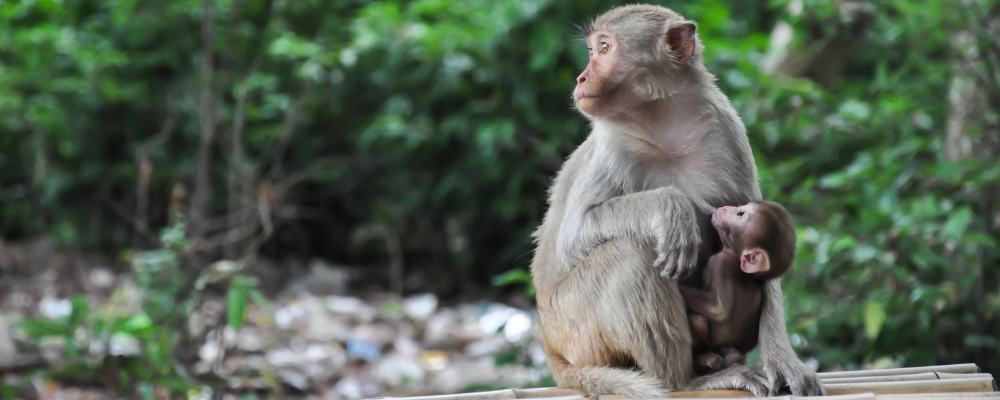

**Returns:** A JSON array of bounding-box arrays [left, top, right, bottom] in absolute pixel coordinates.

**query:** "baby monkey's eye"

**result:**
[[600, 42, 609, 54], [737, 211, 744, 217]]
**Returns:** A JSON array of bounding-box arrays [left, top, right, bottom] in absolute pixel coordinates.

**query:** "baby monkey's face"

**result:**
[[711, 202, 761, 250]]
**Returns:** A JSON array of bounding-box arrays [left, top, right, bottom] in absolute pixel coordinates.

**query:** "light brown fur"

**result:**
[[530, 4, 824, 398]]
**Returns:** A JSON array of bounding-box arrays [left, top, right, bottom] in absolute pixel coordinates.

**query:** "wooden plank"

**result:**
[[374, 389, 524, 400], [370, 363, 994, 400], [818, 364, 981, 379], [824, 377, 996, 395], [371, 388, 756, 400], [878, 393, 1000, 399], [938, 372, 995, 381], [592, 393, 873, 400], [666, 390, 754, 398], [822, 372, 995, 384], [617, 394, 878, 400], [514, 388, 590, 398], [760, 395, 877, 400]]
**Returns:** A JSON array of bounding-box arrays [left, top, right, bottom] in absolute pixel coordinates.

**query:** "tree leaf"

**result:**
[[942, 207, 973, 240], [865, 300, 886, 341], [491, 268, 531, 287], [227, 286, 247, 332]]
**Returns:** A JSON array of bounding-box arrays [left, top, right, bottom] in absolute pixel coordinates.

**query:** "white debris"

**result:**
[[38, 296, 72, 319], [403, 293, 438, 322]]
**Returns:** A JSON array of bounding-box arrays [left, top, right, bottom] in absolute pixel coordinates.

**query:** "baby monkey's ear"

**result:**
[[740, 248, 770, 274]]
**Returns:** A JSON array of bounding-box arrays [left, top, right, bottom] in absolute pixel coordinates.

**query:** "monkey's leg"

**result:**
[[758, 279, 825, 396], [542, 239, 694, 397]]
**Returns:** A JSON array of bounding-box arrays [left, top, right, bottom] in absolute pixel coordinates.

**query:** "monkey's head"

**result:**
[[573, 5, 704, 118], [711, 201, 796, 280]]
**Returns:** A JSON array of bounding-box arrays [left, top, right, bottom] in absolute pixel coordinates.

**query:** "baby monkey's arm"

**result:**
[[679, 276, 735, 322]]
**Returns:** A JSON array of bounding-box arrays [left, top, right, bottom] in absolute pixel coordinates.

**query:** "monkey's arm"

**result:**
[[558, 186, 701, 279], [678, 284, 733, 322], [757, 279, 825, 396]]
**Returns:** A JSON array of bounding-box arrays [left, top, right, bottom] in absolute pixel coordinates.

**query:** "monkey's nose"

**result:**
[[717, 206, 733, 214], [577, 75, 587, 84]]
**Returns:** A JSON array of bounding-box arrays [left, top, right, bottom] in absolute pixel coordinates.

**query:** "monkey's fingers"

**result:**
[[665, 237, 699, 280], [766, 366, 825, 397], [788, 373, 825, 397], [679, 238, 700, 276], [654, 249, 676, 278], [766, 374, 787, 397]]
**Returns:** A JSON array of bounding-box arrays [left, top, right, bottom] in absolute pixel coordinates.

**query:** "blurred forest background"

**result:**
[[1, 0, 1000, 398]]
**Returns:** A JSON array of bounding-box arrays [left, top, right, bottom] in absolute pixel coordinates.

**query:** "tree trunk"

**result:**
[[188, 0, 217, 265], [760, 0, 874, 88], [944, 4, 1000, 367]]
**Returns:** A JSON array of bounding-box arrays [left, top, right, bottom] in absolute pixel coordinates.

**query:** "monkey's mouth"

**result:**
[[711, 213, 732, 241]]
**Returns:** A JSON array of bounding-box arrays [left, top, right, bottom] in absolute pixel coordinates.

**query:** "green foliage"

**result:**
[[492, 268, 536, 297], [2, 0, 999, 379]]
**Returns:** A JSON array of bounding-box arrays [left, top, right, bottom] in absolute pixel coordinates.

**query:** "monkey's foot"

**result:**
[[685, 364, 769, 397], [761, 358, 826, 396]]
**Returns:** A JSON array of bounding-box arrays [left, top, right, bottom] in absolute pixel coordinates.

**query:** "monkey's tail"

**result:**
[[559, 366, 672, 399]]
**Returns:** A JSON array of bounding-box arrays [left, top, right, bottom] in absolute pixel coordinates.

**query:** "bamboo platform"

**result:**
[[373, 364, 998, 400]]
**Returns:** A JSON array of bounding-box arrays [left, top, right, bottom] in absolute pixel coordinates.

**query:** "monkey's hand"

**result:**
[[652, 198, 701, 280], [762, 357, 825, 396]]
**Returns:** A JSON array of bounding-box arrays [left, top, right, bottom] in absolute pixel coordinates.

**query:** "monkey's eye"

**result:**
[[737, 211, 744, 217], [599, 42, 609, 54]]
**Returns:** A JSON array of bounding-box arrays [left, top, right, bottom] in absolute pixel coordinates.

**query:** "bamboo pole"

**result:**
[[823, 377, 996, 395], [821, 372, 995, 384], [818, 364, 981, 379]]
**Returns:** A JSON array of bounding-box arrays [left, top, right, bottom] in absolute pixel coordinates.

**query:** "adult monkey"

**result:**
[[529, 4, 824, 398]]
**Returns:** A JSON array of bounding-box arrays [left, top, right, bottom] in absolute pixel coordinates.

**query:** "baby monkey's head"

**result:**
[[711, 201, 796, 280]]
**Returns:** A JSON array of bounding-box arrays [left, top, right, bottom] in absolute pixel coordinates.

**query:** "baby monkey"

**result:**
[[679, 201, 796, 374]]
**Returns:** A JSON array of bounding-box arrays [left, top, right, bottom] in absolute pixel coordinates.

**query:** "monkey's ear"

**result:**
[[666, 23, 697, 63], [740, 248, 770, 274]]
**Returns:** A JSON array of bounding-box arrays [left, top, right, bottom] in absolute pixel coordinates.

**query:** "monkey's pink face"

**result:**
[[711, 203, 760, 249], [574, 31, 629, 116]]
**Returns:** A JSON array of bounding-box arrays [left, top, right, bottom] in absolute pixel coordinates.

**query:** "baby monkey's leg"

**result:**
[[688, 313, 711, 348], [721, 347, 746, 367], [695, 352, 726, 374]]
